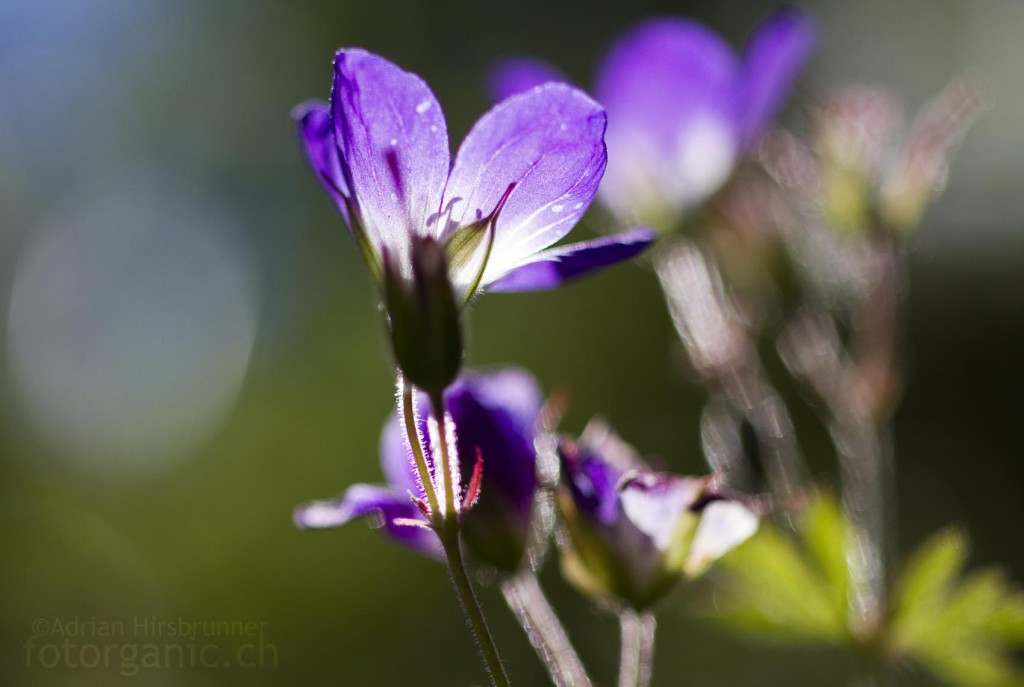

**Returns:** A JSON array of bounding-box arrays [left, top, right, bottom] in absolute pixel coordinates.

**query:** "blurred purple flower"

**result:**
[[295, 368, 543, 573], [294, 49, 653, 298], [489, 8, 817, 225], [556, 421, 758, 609], [486, 57, 567, 106]]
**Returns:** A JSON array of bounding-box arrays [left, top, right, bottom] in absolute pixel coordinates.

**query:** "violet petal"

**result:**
[[293, 100, 351, 228], [446, 369, 541, 518], [332, 49, 450, 263], [294, 484, 440, 556], [595, 19, 740, 217], [485, 227, 655, 293], [444, 83, 607, 289], [737, 6, 817, 148]]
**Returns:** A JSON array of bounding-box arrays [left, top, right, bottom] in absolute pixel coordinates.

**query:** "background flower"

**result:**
[[556, 421, 758, 610], [489, 8, 817, 228]]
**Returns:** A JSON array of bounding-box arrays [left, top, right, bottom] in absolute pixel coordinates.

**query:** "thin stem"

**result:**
[[411, 385, 510, 687], [655, 240, 807, 519], [777, 232, 904, 639], [779, 305, 891, 636], [617, 610, 656, 687], [501, 572, 592, 687], [720, 363, 806, 515], [837, 414, 889, 638], [399, 375, 440, 517], [429, 391, 458, 521], [838, 234, 902, 637], [440, 532, 512, 687]]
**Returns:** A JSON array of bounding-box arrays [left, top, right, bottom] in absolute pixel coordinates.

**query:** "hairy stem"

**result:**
[[413, 387, 510, 687], [400, 375, 440, 517], [440, 529, 511, 687], [501, 572, 591, 687], [617, 610, 656, 687]]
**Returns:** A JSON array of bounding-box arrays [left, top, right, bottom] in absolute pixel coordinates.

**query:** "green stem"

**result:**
[[407, 385, 510, 686], [440, 532, 512, 687], [400, 375, 440, 517]]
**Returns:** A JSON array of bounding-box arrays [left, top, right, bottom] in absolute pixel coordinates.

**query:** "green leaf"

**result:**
[[712, 496, 1024, 687], [890, 528, 1024, 686], [802, 491, 849, 612], [943, 570, 1009, 636], [715, 519, 848, 643], [915, 642, 1024, 687], [891, 527, 969, 650], [984, 593, 1024, 643]]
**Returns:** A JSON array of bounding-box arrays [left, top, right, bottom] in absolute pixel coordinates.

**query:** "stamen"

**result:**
[[392, 517, 432, 529], [411, 493, 433, 520]]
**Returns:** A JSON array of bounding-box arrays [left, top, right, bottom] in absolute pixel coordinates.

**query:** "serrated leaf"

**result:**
[[915, 640, 1024, 687], [716, 523, 848, 643], [890, 529, 1024, 686], [941, 570, 1009, 637], [891, 527, 969, 650], [802, 491, 849, 612], [984, 594, 1024, 643]]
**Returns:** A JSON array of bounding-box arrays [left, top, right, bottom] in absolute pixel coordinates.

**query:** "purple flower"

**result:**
[[488, 8, 816, 226], [295, 368, 543, 573], [556, 421, 758, 610], [294, 49, 654, 298]]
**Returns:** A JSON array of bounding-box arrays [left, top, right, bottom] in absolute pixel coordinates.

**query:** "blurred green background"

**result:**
[[1, 0, 1021, 684]]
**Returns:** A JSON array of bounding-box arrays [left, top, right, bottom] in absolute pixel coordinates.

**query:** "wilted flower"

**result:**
[[764, 78, 984, 237], [879, 77, 985, 233], [295, 48, 654, 302], [489, 8, 816, 229], [295, 368, 543, 574], [556, 421, 758, 610]]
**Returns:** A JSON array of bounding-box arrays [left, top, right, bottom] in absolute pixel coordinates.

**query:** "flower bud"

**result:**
[[813, 87, 901, 237], [446, 369, 542, 572], [556, 421, 758, 610], [878, 77, 984, 234]]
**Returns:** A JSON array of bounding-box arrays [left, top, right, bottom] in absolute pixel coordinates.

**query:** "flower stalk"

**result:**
[[402, 382, 510, 687], [617, 610, 656, 687], [439, 529, 511, 687], [655, 239, 807, 518], [776, 231, 904, 640], [500, 571, 592, 687], [400, 375, 440, 517]]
